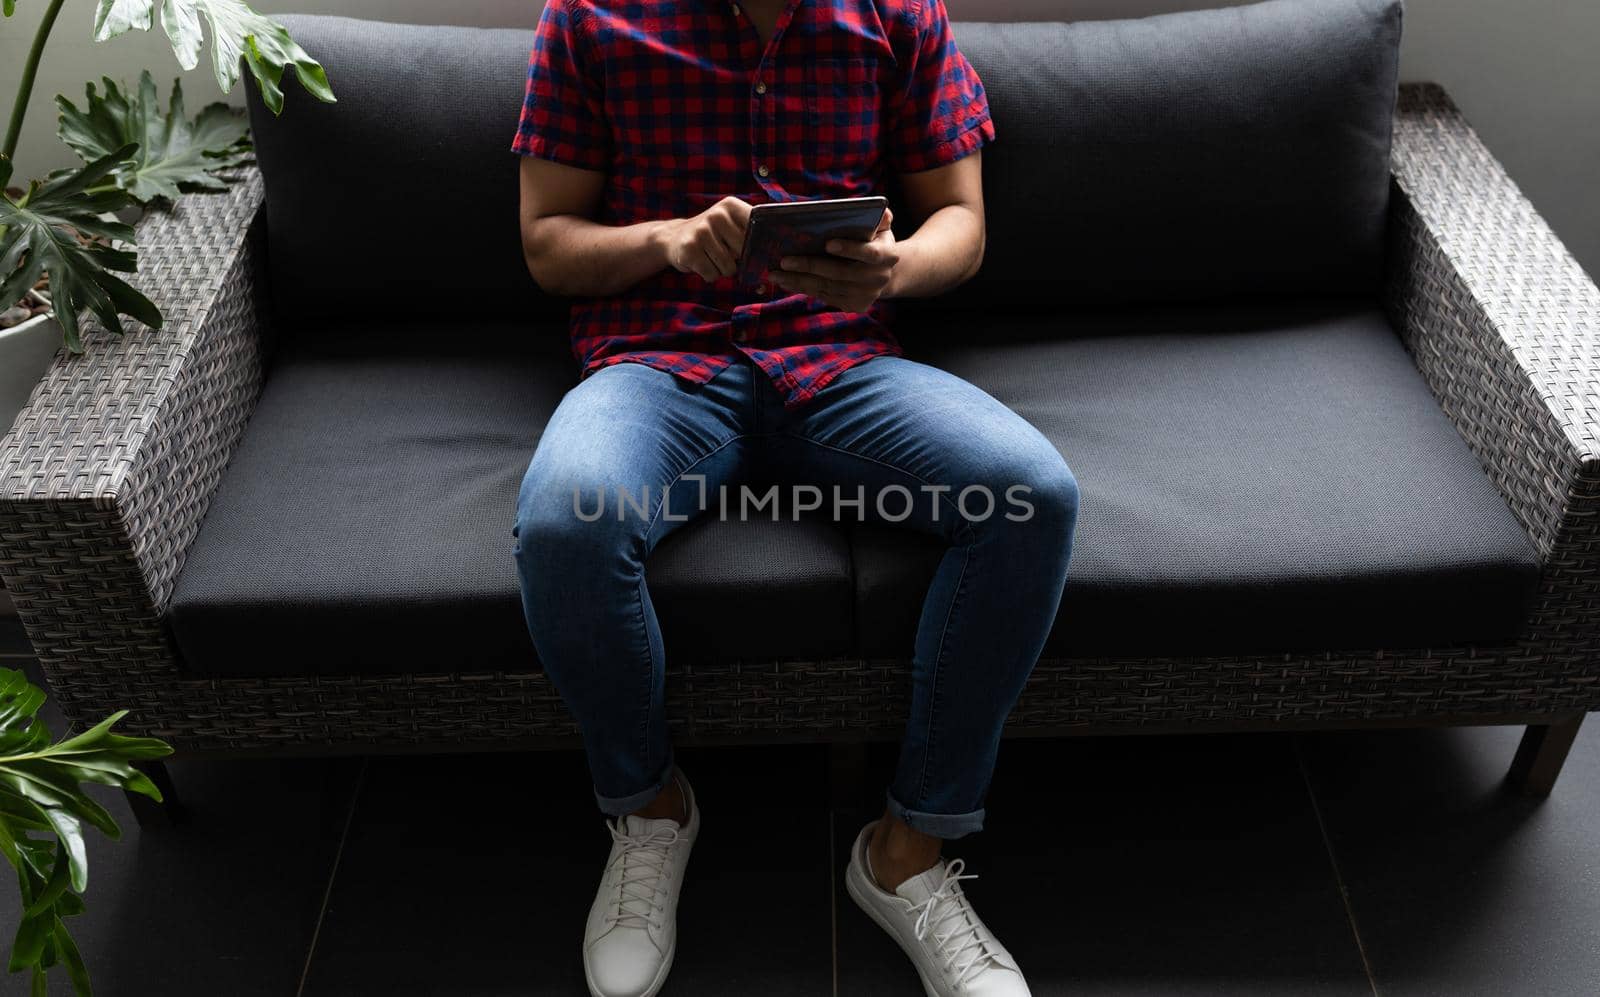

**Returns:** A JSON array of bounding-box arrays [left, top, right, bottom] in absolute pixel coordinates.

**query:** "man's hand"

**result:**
[[658, 196, 754, 282], [771, 208, 899, 314]]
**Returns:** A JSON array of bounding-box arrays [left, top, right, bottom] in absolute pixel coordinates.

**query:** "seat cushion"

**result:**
[[167, 328, 855, 678], [853, 303, 1540, 658]]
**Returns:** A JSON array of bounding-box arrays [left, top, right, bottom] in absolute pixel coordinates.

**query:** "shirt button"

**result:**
[[755, 81, 768, 95], [732, 327, 748, 342], [757, 164, 771, 178], [731, 3, 741, 16], [757, 283, 769, 295]]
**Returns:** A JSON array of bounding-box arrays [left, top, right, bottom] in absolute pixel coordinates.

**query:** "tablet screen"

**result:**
[[736, 197, 888, 290]]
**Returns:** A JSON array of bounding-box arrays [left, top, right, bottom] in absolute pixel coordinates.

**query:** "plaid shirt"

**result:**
[[513, 0, 994, 408]]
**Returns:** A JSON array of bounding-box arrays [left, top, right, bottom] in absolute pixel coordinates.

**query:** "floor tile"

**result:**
[[833, 734, 1373, 997], [1299, 721, 1600, 997], [300, 743, 833, 996], [0, 664, 362, 997]]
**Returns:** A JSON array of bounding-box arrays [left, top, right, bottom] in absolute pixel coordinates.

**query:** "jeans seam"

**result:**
[[629, 431, 749, 784], [632, 572, 656, 768], [776, 432, 971, 532], [643, 433, 751, 536], [774, 430, 978, 810], [916, 542, 973, 809]]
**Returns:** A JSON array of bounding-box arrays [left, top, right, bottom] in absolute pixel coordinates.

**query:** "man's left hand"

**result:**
[[771, 208, 898, 314]]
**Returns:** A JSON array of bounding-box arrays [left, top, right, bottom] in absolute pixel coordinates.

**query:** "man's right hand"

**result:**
[[658, 197, 753, 282]]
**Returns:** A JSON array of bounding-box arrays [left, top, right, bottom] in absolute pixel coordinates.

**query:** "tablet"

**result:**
[[736, 196, 889, 291]]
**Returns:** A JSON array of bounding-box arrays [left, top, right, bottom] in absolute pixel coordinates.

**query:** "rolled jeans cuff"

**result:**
[[594, 753, 676, 817], [885, 790, 985, 840]]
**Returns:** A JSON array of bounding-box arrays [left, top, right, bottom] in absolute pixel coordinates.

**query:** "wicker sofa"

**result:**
[[2, 1, 1597, 805]]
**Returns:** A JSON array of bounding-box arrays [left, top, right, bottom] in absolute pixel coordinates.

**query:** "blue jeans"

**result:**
[[513, 356, 1078, 838]]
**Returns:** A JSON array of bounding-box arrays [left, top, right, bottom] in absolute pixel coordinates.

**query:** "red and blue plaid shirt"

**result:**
[[513, 0, 994, 408]]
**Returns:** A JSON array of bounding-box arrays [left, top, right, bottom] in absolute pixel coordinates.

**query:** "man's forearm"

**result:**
[[523, 215, 674, 298], [885, 204, 985, 299]]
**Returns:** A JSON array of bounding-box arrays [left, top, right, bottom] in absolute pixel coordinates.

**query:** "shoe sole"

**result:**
[[584, 938, 676, 997], [845, 863, 942, 997]]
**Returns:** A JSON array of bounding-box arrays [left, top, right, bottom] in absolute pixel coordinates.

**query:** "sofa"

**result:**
[[2, 0, 1596, 801]]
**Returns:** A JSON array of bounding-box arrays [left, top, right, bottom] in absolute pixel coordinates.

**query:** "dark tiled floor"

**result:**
[[296, 746, 833, 996], [3, 644, 1599, 996], [1300, 725, 1600, 997], [835, 735, 1373, 997]]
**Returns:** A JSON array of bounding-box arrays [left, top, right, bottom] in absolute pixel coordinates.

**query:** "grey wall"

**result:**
[[2, 0, 1596, 276]]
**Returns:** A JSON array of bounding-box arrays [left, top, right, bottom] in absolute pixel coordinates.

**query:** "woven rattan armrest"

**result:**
[[1388, 84, 1600, 653], [0, 170, 268, 703]]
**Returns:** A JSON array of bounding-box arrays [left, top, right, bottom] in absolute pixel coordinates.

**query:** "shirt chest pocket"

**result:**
[[802, 57, 881, 179]]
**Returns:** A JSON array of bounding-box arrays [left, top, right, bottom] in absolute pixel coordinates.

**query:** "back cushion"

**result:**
[[248, 16, 554, 324], [949, 0, 1403, 308], [251, 1, 1402, 323]]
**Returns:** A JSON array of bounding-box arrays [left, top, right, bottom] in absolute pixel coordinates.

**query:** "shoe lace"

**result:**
[[908, 859, 1002, 986], [603, 819, 680, 931]]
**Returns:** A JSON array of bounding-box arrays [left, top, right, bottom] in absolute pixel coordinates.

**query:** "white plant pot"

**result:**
[[0, 312, 63, 438]]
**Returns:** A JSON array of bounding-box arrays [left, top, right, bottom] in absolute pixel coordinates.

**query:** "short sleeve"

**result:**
[[512, 0, 610, 170], [886, 0, 995, 174]]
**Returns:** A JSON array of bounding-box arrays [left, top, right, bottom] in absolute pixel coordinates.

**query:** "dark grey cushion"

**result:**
[[167, 327, 856, 678], [247, 16, 556, 324], [250, 1, 1401, 326], [854, 303, 1539, 658], [170, 306, 1538, 676], [947, 0, 1402, 308]]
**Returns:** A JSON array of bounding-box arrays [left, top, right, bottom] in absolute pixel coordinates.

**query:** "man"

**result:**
[[511, 2, 1078, 995]]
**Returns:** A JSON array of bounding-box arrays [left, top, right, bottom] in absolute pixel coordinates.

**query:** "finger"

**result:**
[[719, 196, 754, 231], [707, 214, 746, 268], [774, 273, 872, 313], [779, 255, 882, 284], [780, 257, 896, 288], [700, 236, 737, 277], [691, 248, 722, 282], [709, 210, 744, 244], [772, 270, 826, 297], [877, 206, 894, 234], [773, 271, 852, 304], [822, 239, 895, 265]]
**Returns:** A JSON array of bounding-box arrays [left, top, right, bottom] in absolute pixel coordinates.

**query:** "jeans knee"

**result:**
[[514, 477, 638, 586], [1031, 457, 1080, 535], [981, 450, 1078, 547]]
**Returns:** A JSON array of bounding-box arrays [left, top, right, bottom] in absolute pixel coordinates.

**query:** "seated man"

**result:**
[[511, 2, 1079, 995]]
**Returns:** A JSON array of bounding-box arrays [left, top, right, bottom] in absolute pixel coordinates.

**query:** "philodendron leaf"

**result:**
[[0, 145, 161, 352], [93, 0, 335, 114], [94, 0, 153, 39], [0, 668, 174, 995], [57, 71, 251, 203]]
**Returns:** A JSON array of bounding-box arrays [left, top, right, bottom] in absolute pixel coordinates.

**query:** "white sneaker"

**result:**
[[846, 821, 1030, 997], [582, 771, 699, 997]]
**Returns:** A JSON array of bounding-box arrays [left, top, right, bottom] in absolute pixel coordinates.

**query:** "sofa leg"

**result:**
[[124, 760, 183, 828], [1507, 715, 1586, 797]]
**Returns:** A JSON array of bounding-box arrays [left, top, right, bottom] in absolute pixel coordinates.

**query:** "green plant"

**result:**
[[0, 148, 154, 351], [2, 0, 333, 349], [0, 667, 173, 995], [58, 72, 253, 203]]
